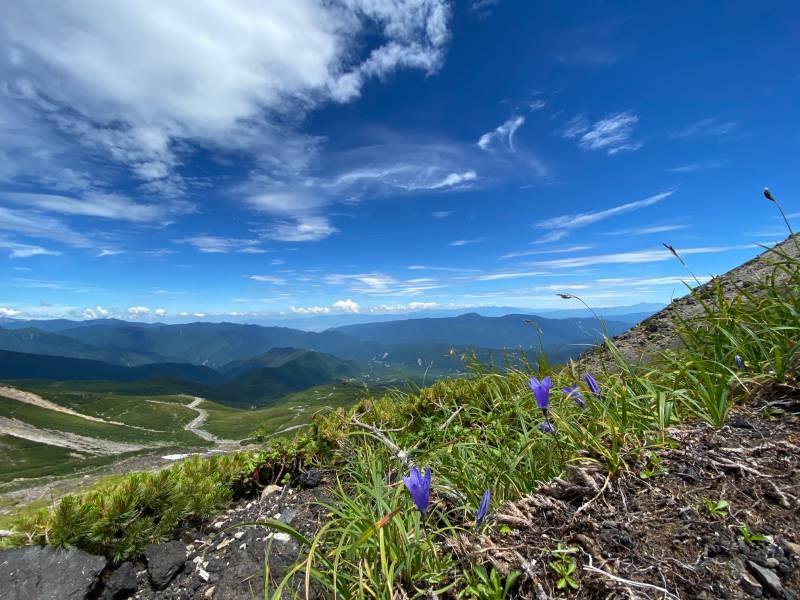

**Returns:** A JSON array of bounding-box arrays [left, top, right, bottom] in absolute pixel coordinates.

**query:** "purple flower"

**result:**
[[476, 489, 491, 527], [584, 374, 601, 398], [529, 376, 552, 412], [564, 384, 587, 409], [735, 355, 745, 370], [538, 421, 557, 435], [402, 467, 431, 514]]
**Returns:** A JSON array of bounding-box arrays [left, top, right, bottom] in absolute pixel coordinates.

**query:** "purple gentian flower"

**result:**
[[476, 489, 491, 527], [529, 376, 552, 412], [538, 421, 557, 435], [584, 374, 601, 398], [402, 467, 431, 514], [564, 384, 587, 409], [735, 355, 745, 370]]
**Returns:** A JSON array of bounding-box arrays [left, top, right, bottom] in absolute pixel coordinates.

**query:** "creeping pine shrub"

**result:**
[[11, 438, 317, 561]]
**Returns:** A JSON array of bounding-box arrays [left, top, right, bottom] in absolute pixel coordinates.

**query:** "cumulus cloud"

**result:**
[[127, 306, 150, 316], [0, 307, 22, 317], [0, 0, 451, 192], [332, 299, 360, 313], [154, 308, 167, 318]]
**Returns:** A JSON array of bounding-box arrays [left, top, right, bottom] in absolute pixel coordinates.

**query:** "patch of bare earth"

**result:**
[[453, 402, 800, 598], [576, 234, 800, 374]]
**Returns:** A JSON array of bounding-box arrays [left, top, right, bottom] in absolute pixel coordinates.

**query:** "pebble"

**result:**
[[198, 568, 210, 582], [215, 538, 232, 551], [747, 561, 783, 597], [204, 586, 216, 598]]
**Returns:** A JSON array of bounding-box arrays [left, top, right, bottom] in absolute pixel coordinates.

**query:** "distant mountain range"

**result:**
[[0, 310, 646, 405], [332, 312, 630, 350], [0, 347, 360, 407]]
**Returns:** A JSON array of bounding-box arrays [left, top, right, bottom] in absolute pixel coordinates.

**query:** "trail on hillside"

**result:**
[[0, 385, 163, 432], [147, 397, 239, 445], [0, 417, 144, 455]]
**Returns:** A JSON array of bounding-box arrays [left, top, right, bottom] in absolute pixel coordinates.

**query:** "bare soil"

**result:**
[[458, 401, 800, 598]]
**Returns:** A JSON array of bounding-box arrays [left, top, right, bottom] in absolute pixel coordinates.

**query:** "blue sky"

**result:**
[[0, 1, 798, 322]]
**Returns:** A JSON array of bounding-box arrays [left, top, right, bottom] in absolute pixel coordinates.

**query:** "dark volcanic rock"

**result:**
[[297, 468, 322, 488], [0, 545, 106, 600], [747, 561, 784, 597], [101, 561, 138, 599], [144, 541, 186, 590]]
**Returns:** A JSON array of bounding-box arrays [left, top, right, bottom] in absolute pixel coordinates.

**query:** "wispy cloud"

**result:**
[[326, 272, 443, 296], [0, 206, 91, 247], [2, 192, 176, 222], [666, 161, 725, 173], [670, 118, 739, 139], [500, 244, 594, 259], [532, 244, 754, 268], [448, 238, 486, 247], [0, 238, 61, 258], [249, 275, 286, 285], [478, 116, 525, 152], [475, 271, 544, 281], [533, 190, 673, 242], [431, 210, 454, 219], [179, 236, 265, 254], [606, 224, 688, 236], [562, 111, 642, 154]]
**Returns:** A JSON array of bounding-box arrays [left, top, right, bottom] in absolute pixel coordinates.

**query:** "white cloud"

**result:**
[[666, 161, 724, 173], [249, 275, 286, 285], [0, 307, 21, 317], [154, 308, 167, 318], [1, 1, 451, 191], [607, 224, 688, 236], [431, 210, 453, 219], [670, 118, 739, 139], [2, 192, 171, 222], [428, 170, 477, 189], [97, 249, 125, 257], [475, 271, 544, 281], [534, 190, 673, 242], [533, 244, 755, 269], [563, 111, 642, 154], [0, 206, 91, 247], [500, 244, 593, 259], [449, 238, 486, 247], [326, 272, 442, 296], [127, 305, 150, 316], [529, 99, 546, 111], [179, 236, 265, 254], [478, 116, 525, 152], [332, 299, 360, 313], [0, 238, 61, 258]]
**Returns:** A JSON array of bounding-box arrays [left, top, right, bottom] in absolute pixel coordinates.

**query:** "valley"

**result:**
[[0, 309, 647, 511]]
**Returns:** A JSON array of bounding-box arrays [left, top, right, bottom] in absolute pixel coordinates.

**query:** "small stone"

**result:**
[[298, 468, 322, 488], [205, 586, 216, 598], [747, 561, 783, 596], [213, 521, 226, 529], [277, 507, 297, 525], [764, 557, 779, 568], [198, 568, 210, 582], [215, 538, 232, 551], [260, 485, 282, 500], [102, 561, 138, 600], [739, 570, 763, 597], [781, 540, 800, 557], [234, 531, 245, 539], [145, 541, 187, 590]]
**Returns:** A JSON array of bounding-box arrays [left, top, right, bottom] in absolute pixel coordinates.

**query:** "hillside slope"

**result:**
[[577, 233, 800, 373]]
